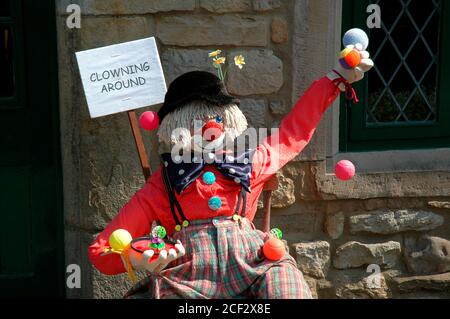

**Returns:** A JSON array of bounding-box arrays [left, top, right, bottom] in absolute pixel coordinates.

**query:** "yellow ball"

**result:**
[[109, 229, 132, 251]]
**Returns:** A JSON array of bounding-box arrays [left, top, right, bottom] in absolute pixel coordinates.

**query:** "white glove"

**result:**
[[124, 240, 185, 274], [328, 44, 374, 85]]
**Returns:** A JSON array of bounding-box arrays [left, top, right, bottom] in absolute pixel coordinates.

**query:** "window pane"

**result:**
[[0, 1, 10, 17], [368, 0, 441, 124], [0, 26, 14, 97]]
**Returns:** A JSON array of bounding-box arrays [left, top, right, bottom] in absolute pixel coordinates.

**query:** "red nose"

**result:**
[[202, 121, 224, 142]]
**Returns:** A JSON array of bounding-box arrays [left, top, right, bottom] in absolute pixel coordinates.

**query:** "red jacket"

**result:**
[[89, 77, 340, 275]]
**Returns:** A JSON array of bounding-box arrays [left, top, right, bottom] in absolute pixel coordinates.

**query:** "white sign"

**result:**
[[75, 37, 167, 118]]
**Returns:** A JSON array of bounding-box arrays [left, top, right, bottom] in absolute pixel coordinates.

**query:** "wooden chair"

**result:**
[[261, 175, 279, 234]]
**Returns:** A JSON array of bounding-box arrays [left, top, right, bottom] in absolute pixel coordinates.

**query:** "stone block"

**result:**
[[239, 99, 268, 128], [324, 212, 345, 239], [393, 273, 450, 293], [271, 173, 296, 208], [79, 16, 155, 50], [227, 50, 283, 96], [89, 164, 144, 224], [58, 0, 195, 15], [265, 211, 319, 242], [349, 210, 444, 235], [271, 17, 288, 44], [252, 0, 281, 11], [318, 171, 450, 199], [334, 269, 390, 299], [257, 172, 296, 209], [161, 49, 216, 84], [404, 235, 450, 275], [333, 241, 401, 270], [269, 100, 290, 115], [293, 241, 330, 279], [200, 0, 251, 13], [428, 201, 450, 210], [157, 15, 268, 47]]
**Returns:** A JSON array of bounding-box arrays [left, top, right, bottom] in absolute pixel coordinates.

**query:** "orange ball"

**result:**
[[263, 238, 285, 261], [344, 49, 361, 68]]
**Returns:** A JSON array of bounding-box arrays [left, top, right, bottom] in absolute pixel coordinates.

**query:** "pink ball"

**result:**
[[335, 160, 356, 181], [139, 111, 160, 131]]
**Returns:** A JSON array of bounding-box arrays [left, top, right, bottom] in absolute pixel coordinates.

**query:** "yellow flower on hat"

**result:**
[[213, 57, 226, 66], [234, 55, 246, 69], [209, 50, 222, 58]]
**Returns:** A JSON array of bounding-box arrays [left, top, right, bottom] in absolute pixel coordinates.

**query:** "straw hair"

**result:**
[[157, 101, 248, 153]]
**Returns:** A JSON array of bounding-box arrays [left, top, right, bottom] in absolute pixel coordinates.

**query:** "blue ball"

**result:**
[[203, 172, 216, 185], [208, 196, 222, 211], [343, 28, 369, 50]]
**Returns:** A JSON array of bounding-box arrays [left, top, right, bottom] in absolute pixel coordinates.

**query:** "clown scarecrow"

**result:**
[[88, 37, 374, 299]]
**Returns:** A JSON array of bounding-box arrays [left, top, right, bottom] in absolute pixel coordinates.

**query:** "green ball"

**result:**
[[150, 242, 166, 250], [152, 226, 167, 239], [270, 228, 283, 240]]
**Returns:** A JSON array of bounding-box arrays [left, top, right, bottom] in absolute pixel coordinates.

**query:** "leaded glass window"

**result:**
[[368, 0, 441, 124], [340, 0, 450, 152]]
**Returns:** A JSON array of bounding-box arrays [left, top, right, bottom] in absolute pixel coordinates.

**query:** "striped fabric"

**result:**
[[125, 217, 312, 299]]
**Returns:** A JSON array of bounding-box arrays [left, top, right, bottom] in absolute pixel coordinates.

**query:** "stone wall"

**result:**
[[56, 0, 450, 299]]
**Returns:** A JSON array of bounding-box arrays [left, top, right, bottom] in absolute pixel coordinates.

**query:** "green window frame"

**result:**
[[340, 0, 450, 152], [0, 0, 64, 297], [0, 0, 25, 109]]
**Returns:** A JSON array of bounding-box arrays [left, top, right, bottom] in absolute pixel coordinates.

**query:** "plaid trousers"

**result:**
[[124, 217, 312, 299]]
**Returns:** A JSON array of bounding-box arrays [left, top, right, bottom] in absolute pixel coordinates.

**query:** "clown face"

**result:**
[[157, 100, 248, 156]]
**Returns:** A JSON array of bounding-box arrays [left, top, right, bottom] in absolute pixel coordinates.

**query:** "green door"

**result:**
[[0, 0, 63, 297]]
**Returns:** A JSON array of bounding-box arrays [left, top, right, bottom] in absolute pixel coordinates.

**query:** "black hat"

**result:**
[[158, 71, 239, 122]]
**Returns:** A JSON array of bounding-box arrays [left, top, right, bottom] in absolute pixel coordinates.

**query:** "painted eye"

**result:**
[[215, 116, 223, 124]]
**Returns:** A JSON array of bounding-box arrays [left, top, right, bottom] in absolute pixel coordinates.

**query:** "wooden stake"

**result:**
[[127, 110, 152, 180], [262, 175, 279, 233]]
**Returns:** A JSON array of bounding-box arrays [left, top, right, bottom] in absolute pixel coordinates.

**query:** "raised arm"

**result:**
[[251, 76, 340, 184], [251, 45, 374, 184]]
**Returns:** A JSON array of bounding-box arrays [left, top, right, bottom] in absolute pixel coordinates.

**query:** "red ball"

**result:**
[[139, 111, 160, 131], [335, 160, 356, 181], [263, 238, 285, 261]]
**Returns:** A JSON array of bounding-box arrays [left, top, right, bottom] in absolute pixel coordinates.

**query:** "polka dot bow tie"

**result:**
[[161, 149, 255, 194]]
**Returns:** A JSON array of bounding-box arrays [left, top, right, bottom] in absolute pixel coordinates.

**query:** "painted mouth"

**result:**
[[202, 120, 224, 142], [193, 133, 226, 152]]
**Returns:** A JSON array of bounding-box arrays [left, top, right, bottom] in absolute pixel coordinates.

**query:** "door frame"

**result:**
[[0, 0, 64, 298]]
